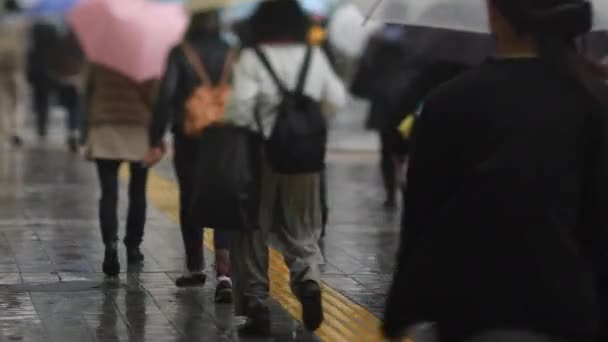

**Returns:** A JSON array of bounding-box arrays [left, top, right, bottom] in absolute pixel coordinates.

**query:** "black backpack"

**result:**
[[254, 46, 327, 174]]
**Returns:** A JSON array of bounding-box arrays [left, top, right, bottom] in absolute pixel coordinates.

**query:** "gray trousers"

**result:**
[[231, 163, 324, 314]]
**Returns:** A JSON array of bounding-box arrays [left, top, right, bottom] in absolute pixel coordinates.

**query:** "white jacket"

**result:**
[[224, 44, 346, 137]]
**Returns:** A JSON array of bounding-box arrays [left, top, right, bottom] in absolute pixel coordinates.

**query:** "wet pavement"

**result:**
[[0, 100, 401, 341]]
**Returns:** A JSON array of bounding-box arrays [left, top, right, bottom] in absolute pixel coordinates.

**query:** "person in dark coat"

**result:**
[[144, 10, 233, 302], [351, 25, 416, 208], [383, 0, 608, 341], [27, 22, 84, 151]]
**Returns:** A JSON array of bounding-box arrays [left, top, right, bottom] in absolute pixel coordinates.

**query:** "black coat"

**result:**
[[149, 32, 232, 146], [383, 59, 608, 342]]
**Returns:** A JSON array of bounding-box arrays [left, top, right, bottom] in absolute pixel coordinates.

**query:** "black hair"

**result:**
[[492, 0, 608, 111], [4, 0, 20, 12], [250, 0, 310, 44], [187, 10, 221, 39]]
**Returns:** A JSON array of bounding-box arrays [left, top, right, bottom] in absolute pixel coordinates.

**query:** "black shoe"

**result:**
[[215, 278, 233, 304], [175, 273, 206, 287], [239, 303, 271, 337], [67, 137, 79, 153], [383, 198, 397, 209], [103, 248, 120, 277], [11, 136, 22, 147], [126, 248, 144, 265], [298, 281, 324, 332]]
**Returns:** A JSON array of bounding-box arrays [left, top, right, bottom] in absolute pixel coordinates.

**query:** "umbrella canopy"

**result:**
[[21, 0, 81, 17], [353, 0, 608, 33], [327, 2, 381, 58], [68, 0, 189, 82]]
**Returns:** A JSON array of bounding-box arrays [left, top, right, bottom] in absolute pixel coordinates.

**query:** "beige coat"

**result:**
[[85, 65, 158, 161]]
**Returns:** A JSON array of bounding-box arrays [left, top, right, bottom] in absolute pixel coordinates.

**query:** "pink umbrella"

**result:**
[[68, 0, 189, 82]]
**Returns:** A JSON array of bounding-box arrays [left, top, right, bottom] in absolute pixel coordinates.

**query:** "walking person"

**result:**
[[223, 0, 346, 335], [27, 21, 84, 150], [85, 64, 158, 277], [383, 0, 608, 341], [351, 25, 415, 208], [0, 0, 26, 146], [144, 10, 235, 302]]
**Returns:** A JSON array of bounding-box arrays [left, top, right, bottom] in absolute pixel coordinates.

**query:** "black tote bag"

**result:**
[[188, 124, 262, 231]]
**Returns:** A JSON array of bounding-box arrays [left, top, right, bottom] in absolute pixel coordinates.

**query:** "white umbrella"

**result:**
[[352, 0, 608, 33], [328, 3, 381, 58]]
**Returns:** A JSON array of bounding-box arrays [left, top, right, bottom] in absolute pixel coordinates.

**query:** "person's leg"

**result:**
[[380, 130, 397, 208], [2, 74, 22, 146], [233, 162, 275, 336], [59, 84, 80, 152], [32, 78, 50, 139], [173, 135, 205, 286], [320, 168, 328, 237], [274, 173, 324, 332], [214, 230, 233, 303], [124, 162, 148, 264], [95, 159, 121, 276]]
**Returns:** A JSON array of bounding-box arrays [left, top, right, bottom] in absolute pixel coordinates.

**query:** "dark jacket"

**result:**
[[351, 27, 418, 131], [383, 59, 608, 342], [149, 31, 232, 147], [27, 22, 59, 81]]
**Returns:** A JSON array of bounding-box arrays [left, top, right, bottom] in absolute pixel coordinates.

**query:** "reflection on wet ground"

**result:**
[[0, 110, 400, 341]]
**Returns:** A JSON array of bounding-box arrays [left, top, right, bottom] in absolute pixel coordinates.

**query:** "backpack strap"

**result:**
[[295, 46, 313, 95], [181, 41, 212, 86], [219, 49, 237, 86], [253, 46, 289, 95]]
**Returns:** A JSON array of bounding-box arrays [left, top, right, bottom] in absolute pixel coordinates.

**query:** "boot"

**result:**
[[298, 280, 324, 332], [239, 301, 271, 337], [103, 244, 120, 277]]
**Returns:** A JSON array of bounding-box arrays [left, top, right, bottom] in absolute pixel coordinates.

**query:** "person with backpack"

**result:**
[[144, 10, 235, 302], [222, 0, 346, 336], [0, 0, 26, 146]]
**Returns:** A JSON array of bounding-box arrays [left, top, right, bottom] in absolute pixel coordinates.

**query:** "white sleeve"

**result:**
[[317, 48, 347, 116], [224, 49, 262, 130]]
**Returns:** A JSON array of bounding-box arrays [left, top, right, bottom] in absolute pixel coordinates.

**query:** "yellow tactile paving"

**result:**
[[120, 166, 411, 342]]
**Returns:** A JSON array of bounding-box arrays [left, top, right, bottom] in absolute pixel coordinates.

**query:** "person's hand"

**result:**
[[143, 145, 165, 167]]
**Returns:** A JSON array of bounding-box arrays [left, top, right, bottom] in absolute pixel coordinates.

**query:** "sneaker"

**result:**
[[298, 281, 324, 331], [103, 247, 120, 277], [127, 248, 144, 265], [175, 273, 206, 287], [215, 277, 233, 304], [239, 302, 271, 337]]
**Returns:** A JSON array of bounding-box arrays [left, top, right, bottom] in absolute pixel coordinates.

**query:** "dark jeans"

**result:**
[[173, 135, 231, 275], [96, 160, 148, 248], [32, 77, 81, 137], [380, 129, 407, 202]]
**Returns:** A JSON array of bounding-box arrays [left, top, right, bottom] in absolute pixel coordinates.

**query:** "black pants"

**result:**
[[174, 135, 231, 273], [96, 160, 148, 248], [380, 130, 399, 202], [32, 77, 81, 137]]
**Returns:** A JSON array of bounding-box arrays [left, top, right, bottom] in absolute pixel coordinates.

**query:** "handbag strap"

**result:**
[[181, 41, 212, 86], [219, 49, 237, 86], [253, 45, 313, 95]]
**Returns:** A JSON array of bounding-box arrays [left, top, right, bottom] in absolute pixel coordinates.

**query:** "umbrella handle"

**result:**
[[364, 0, 384, 25]]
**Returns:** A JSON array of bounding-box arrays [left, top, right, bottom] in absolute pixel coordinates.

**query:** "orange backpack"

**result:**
[[181, 42, 236, 137]]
